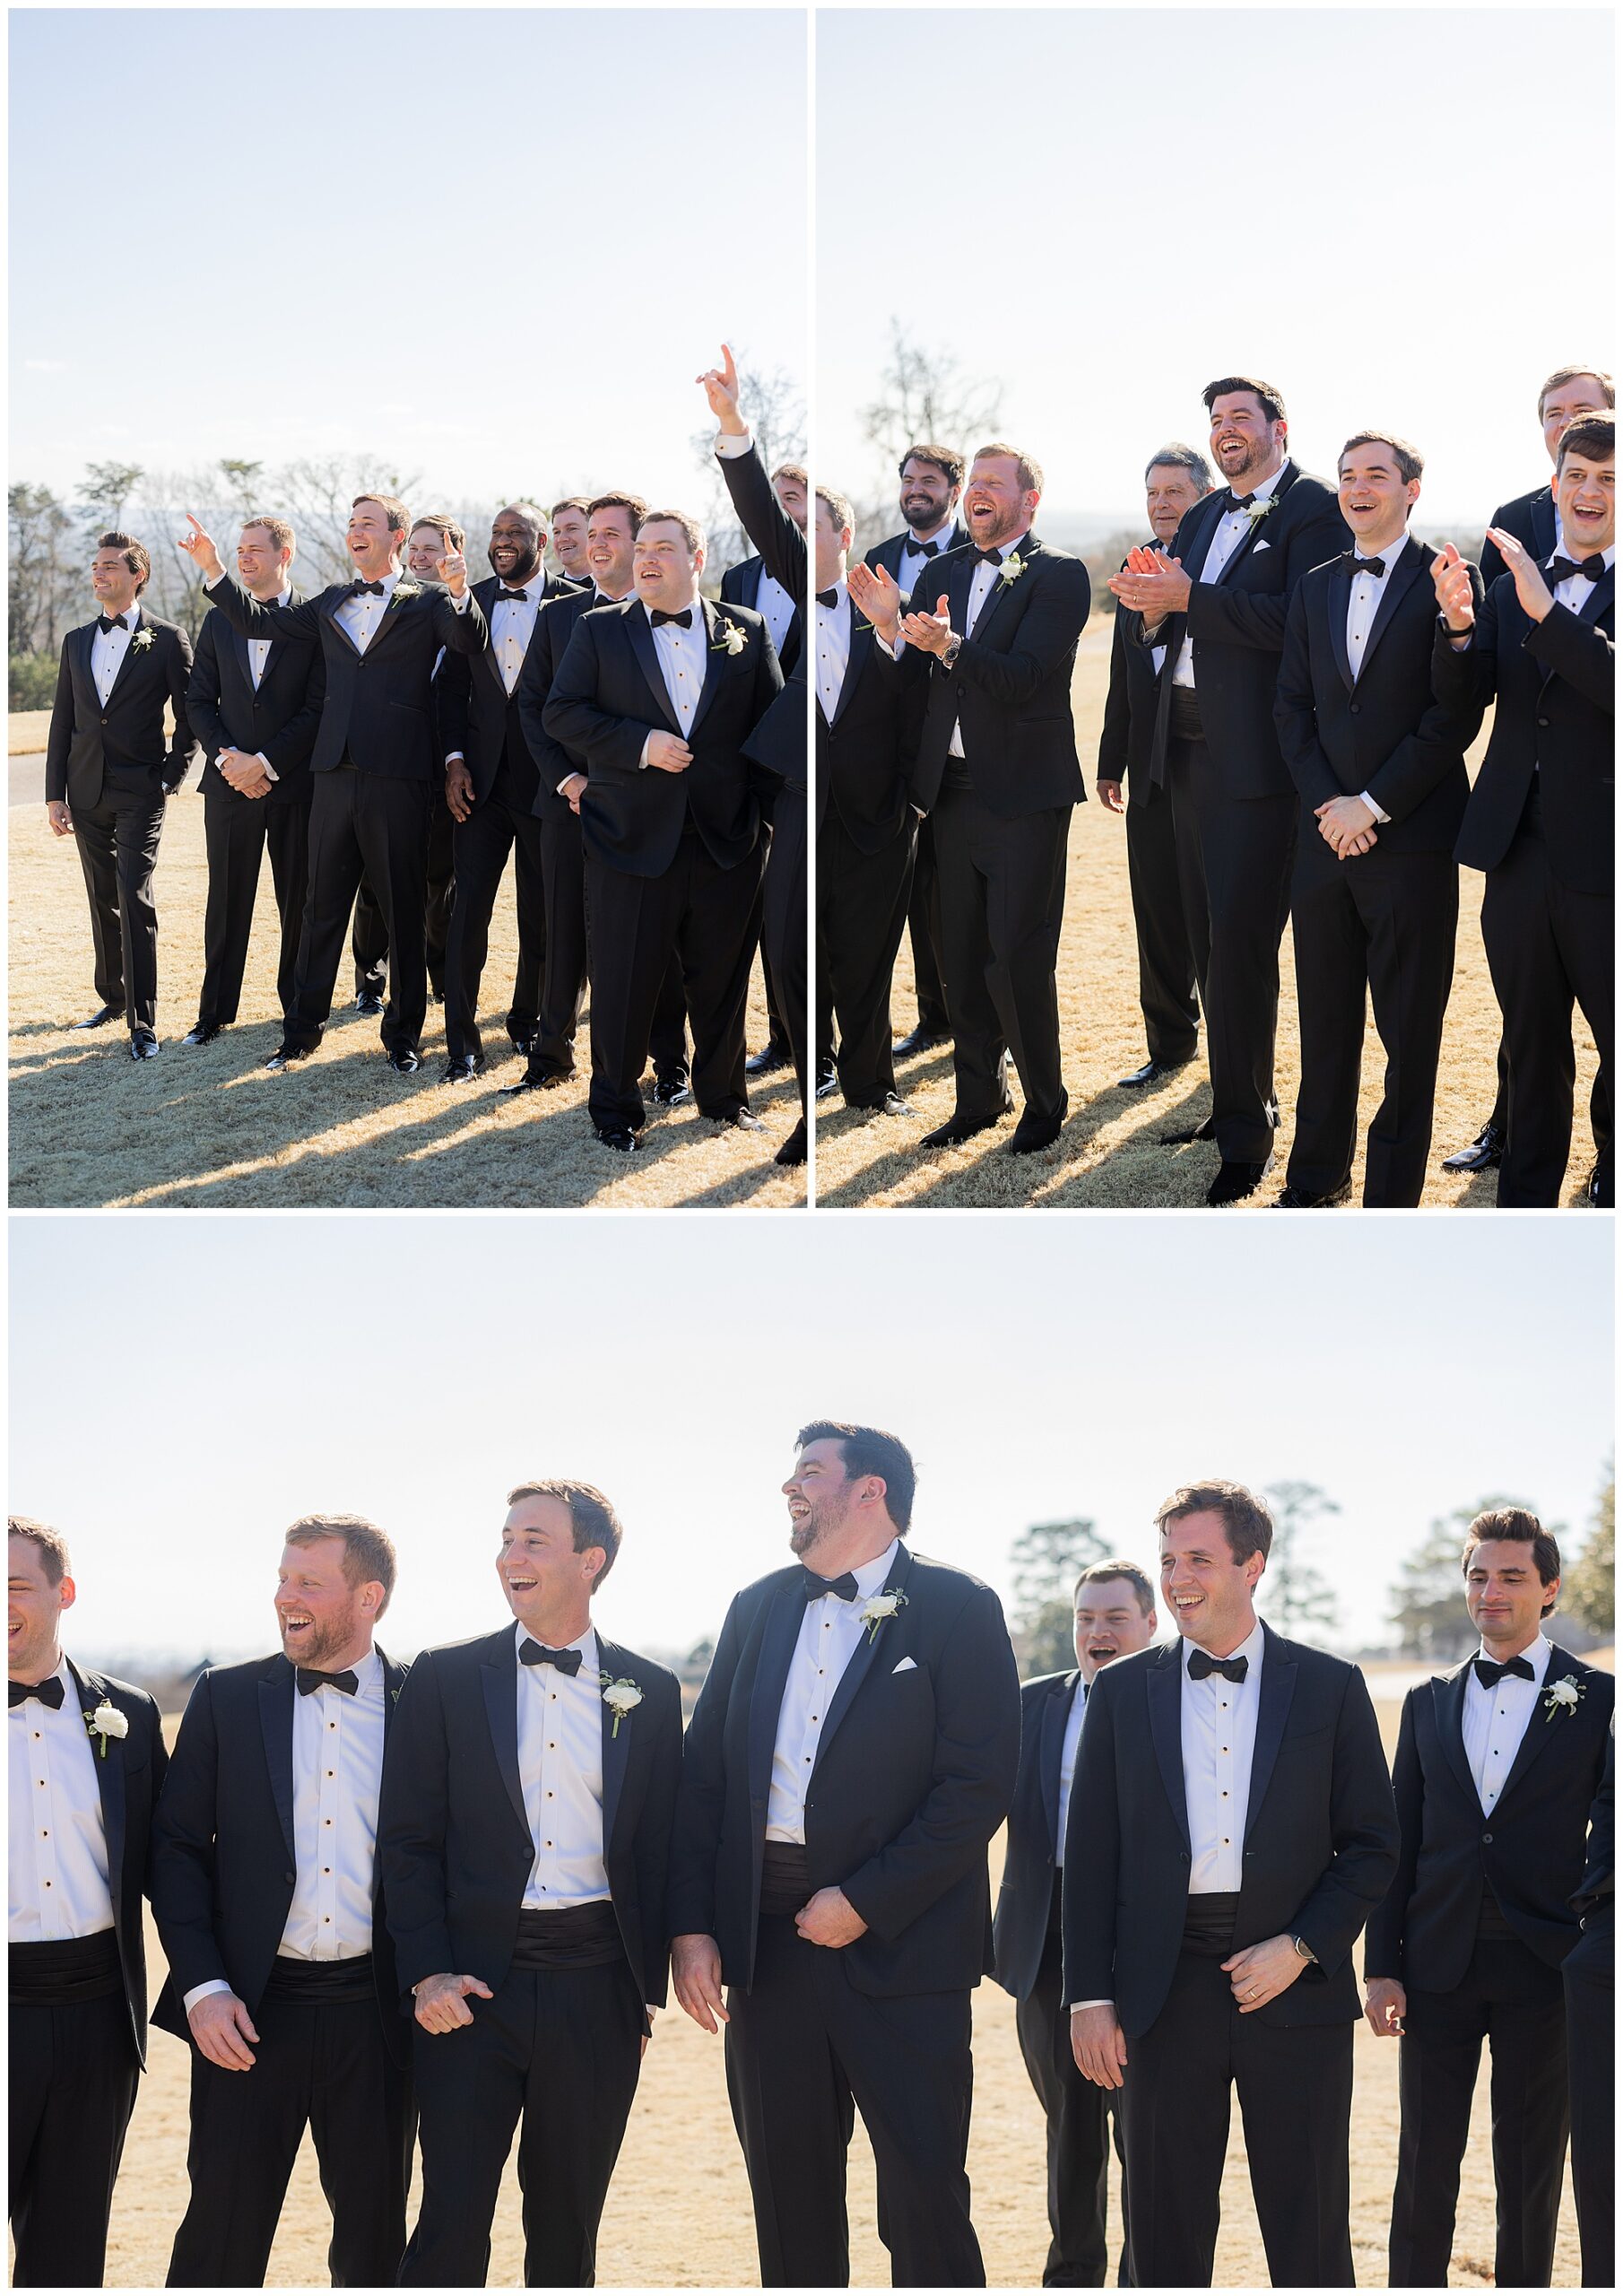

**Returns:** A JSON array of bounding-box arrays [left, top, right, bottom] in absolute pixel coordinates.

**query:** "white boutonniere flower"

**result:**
[[1243, 500, 1275, 529], [389, 582, 421, 609], [857, 1587, 909, 1643], [132, 627, 156, 651], [713, 621, 748, 657], [600, 1674, 644, 1737], [997, 552, 1028, 587], [1543, 1676, 1585, 1721], [84, 1700, 128, 1759]]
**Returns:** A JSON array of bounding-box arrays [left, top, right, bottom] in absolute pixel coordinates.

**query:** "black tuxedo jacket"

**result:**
[[1572, 1718, 1613, 1927], [1365, 1646, 1614, 1993], [667, 1544, 1021, 1997], [202, 570, 486, 783], [1479, 482, 1558, 591], [543, 596, 781, 874], [435, 572, 577, 813], [721, 552, 803, 680], [992, 1667, 1079, 2002], [1274, 536, 1481, 851], [1062, 1628, 1398, 2039], [150, 1648, 412, 2066], [817, 600, 916, 848], [186, 587, 325, 805], [46, 609, 198, 810], [890, 536, 1092, 817], [864, 522, 972, 594], [513, 587, 625, 822], [1437, 567, 1615, 894], [378, 1625, 682, 2014], [1135, 463, 1352, 801], [716, 442, 807, 796], [1098, 556, 1161, 803]]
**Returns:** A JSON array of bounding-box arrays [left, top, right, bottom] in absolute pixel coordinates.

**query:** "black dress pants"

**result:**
[[9, 1990, 140, 2287], [1288, 832, 1458, 1205], [1014, 1919, 1128, 2286], [443, 776, 549, 1063], [820, 810, 916, 1108], [933, 783, 1072, 1129], [199, 785, 312, 1028], [1389, 1934, 1569, 2288], [352, 878, 389, 1001], [760, 781, 809, 1107], [1125, 788, 1202, 1069], [724, 1910, 984, 2288], [905, 814, 951, 1036], [529, 803, 589, 1081], [1166, 738, 1298, 1163], [351, 789, 456, 1001], [1564, 1906, 1613, 2289], [72, 768, 166, 1031], [286, 767, 431, 1057]]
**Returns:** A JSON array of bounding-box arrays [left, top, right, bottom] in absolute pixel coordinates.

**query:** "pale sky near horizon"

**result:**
[[9, 1215, 1610, 1667], [818, 9, 1616, 524]]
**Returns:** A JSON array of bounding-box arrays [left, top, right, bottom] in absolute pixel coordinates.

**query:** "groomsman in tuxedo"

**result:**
[[178, 495, 487, 1075], [1433, 411, 1615, 1206], [9, 1517, 168, 2287], [380, 1480, 681, 2286], [543, 509, 782, 1152], [1110, 378, 1351, 1204], [1566, 1719, 1613, 2289], [866, 445, 968, 1057], [1273, 432, 1480, 1205], [853, 445, 1091, 1155], [1443, 366, 1612, 1175], [551, 498, 592, 587], [668, 1422, 1021, 2286], [45, 531, 197, 1057], [1066, 1482, 1398, 2287], [1365, 1509, 1613, 2287], [152, 1514, 411, 2286], [1098, 448, 1212, 1090], [183, 516, 324, 1047], [994, 1562, 1159, 2287]]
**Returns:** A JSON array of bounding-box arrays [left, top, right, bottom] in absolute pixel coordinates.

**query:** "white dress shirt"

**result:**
[[767, 1541, 901, 1842], [638, 594, 708, 768], [815, 579, 852, 724], [898, 521, 958, 599], [331, 567, 471, 654], [90, 611, 138, 705], [8, 1658, 116, 1943], [1182, 1617, 1267, 1893], [242, 584, 294, 783], [1462, 1631, 1552, 1814], [489, 571, 547, 696], [1173, 463, 1287, 687], [1055, 1677, 1089, 1862], [1345, 529, 1410, 676], [940, 527, 1031, 759], [516, 1621, 611, 1908]]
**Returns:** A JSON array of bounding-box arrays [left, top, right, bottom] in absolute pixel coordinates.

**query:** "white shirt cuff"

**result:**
[[256, 752, 278, 784], [557, 774, 582, 796], [715, 428, 753, 459], [1358, 788, 1390, 824], [1070, 1998, 1115, 2012], [182, 1979, 233, 2014], [448, 586, 472, 613], [638, 734, 651, 770], [445, 752, 464, 767]]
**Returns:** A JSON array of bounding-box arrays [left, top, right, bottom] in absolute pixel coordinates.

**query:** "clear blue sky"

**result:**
[[9, 10, 806, 506], [10, 1214, 1610, 1664], [818, 8, 1616, 523]]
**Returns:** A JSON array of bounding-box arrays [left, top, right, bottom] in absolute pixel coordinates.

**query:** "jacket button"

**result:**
[[1481, 1832, 1492, 1846], [1349, 700, 1360, 715], [1537, 716, 1550, 728], [285, 1871, 296, 1883]]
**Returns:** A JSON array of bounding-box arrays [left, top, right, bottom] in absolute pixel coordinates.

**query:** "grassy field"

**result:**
[[814, 623, 1602, 1210]]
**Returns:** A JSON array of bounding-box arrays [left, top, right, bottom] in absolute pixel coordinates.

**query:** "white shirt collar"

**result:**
[[818, 575, 849, 611], [853, 1540, 901, 1599], [1183, 1614, 1266, 1675], [1546, 543, 1615, 573], [905, 517, 956, 552], [1230, 460, 1287, 509], [494, 570, 546, 602], [1471, 1631, 1553, 1683], [644, 593, 701, 630], [512, 1617, 598, 1665]]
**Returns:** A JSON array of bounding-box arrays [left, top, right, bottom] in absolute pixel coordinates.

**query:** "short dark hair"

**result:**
[[794, 1422, 916, 1535], [97, 529, 150, 594], [1073, 1558, 1156, 1614], [283, 1512, 398, 1617], [770, 463, 808, 491], [410, 512, 465, 553], [1556, 413, 1615, 473], [551, 496, 592, 522], [899, 443, 966, 488], [9, 1516, 71, 1585], [352, 493, 410, 535], [506, 1478, 624, 1587], [1202, 376, 1288, 425], [1340, 430, 1425, 486], [973, 440, 1044, 496], [1539, 366, 1615, 419], [1154, 1481, 1273, 1568], [1144, 443, 1213, 491], [816, 483, 855, 535], [586, 491, 648, 531], [1462, 1507, 1562, 1614], [637, 508, 703, 553], [242, 515, 295, 553]]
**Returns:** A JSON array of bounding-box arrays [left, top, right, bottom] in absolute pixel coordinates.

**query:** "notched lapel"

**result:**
[[256, 1660, 297, 1867], [480, 1649, 530, 1838]]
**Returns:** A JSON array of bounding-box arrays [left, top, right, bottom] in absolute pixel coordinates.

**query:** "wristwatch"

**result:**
[[1291, 1934, 1318, 1964], [942, 633, 963, 669]]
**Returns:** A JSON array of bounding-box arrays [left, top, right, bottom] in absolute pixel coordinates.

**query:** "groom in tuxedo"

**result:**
[[1365, 1509, 1614, 2288], [9, 1517, 168, 2289], [380, 1480, 681, 2286], [668, 1422, 1021, 2286], [1065, 1482, 1398, 2287]]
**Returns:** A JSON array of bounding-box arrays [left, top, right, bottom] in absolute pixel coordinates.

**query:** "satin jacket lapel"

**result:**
[[595, 1636, 632, 1855], [481, 1636, 529, 1837], [256, 1656, 298, 1867], [831, 615, 870, 727], [473, 578, 510, 699], [1359, 538, 1427, 677], [1495, 1648, 1584, 1813], [967, 537, 1041, 648], [1532, 491, 1558, 560], [70, 1661, 128, 1896], [1245, 1628, 1298, 1840], [323, 587, 362, 659], [1146, 1642, 1190, 1849], [1214, 465, 1296, 588], [812, 1544, 916, 1777], [621, 604, 681, 733], [1433, 1659, 1479, 1807], [1040, 1670, 1078, 1856], [690, 599, 732, 741], [747, 1578, 807, 1814], [1580, 564, 1616, 626], [1328, 560, 1356, 692], [379, 1646, 404, 1746]]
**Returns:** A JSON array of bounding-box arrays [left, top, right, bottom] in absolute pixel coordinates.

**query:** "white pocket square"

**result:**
[[892, 1656, 917, 1674], [1254, 539, 1271, 552]]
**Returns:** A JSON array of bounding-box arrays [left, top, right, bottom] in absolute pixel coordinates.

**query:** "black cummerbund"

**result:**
[[1477, 1876, 1515, 1943], [511, 1901, 625, 1971], [759, 1841, 812, 1917], [1182, 1892, 1241, 1957], [265, 1952, 376, 2005], [1167, 685, 1204, 744], [10, 1929, 122, 2005]]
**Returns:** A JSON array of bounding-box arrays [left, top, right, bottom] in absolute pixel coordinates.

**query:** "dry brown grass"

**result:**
[[814, 624, 1601, 1210], [7, 792, 804, 1209]]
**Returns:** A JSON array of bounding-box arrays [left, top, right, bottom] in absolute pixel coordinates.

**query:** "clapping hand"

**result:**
[[1315, 793, 1377, 859], [899, 592, 955, 659], [1484, 526, 1554, 624], [178, 513, 224, 586], [847, 560, 901, 639], [1107, 546, 1190, 624], [697, 342, 747, 437], [1431, 543, 1477, 639]]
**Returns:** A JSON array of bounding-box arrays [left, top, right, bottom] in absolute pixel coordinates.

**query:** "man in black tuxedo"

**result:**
[[1110, 378, 1352, 1204], [1066, 1481, 1398, 2287], [551, 497, 592, 587], [668, 1422, 1021, 2287], [380, 1480, 681, 2286], [1567, 1718, 1612, 2288], [45, 530, 197, 1057], [543, 509, 782, 1152], [1365, 1508, 1614, 2288], [1098, 447, 1212, 1090], [1433, 411, 1614, 1206], [183, 515, 325, 1047], [1274, 431, 1480, 1206], [152, 1513, 412, 2286], [9, 1516, 168, 2288], [852, 445, 1091, 1156], [1445, 364, 1612, 1176], [866, 445, 968, 1057], [178, 493, 487, 1075], [994, 1561, 1159, 2287]]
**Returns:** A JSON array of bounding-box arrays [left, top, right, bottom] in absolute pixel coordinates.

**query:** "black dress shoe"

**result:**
[[866, 1091, 913, 1118], [264, 1040, 312, 1072], [1163, 1115, 1217, 1145], [352, 990, 385, 1017], [653, 1075, 694, 1108], [1117, 1056, 1191, 1089], [74, 1004, 123, 1031], [892, 1024, 947, 1057], [594, 1125, 639, 1153], [775, 1118, 807, 1167], [1274, 1180, 1351, 1208], [442, 1052, 485, 1083], [499, 1069, 567, 1096], [1009, 1111, 1063, 1155], [128, 1030, 161, 1061], [1441, 1119, 1505, 1173], [745, 1035, 791, 1078], [386, 1048, 421, 1075], [814, 1060, 838, 1100], [1587, 1166, 1611, 1208], [1207, 1154, 1273, 1206], [716, 1109, 767, 1132], [920, 1108, 1011, 1150], [183, 1022, 221, 1047], [508, 1026, 539, 1057]]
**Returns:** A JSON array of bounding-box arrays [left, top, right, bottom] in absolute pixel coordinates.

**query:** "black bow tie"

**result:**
[[96, 614, 129, 635], [296, 1667, 358, 1697], [1225, 492, 1256, 514], [1474, 1654, 1535, 1690], [497, 587, 533, 603], [350, 578, 386, 598], [816, 587, 839, 609], [908, 538, 941, 561], [520, 1639, 583, 1674], [802, 1569, 859, 1604], [650, 607, 693, 629], [9, 1677, 65, 1710], [971, 546, 1003, 568], [1549, 553, 1606, 586], [1348, 554, 1387, 578], [1187, 1650, 1248, 1684]]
